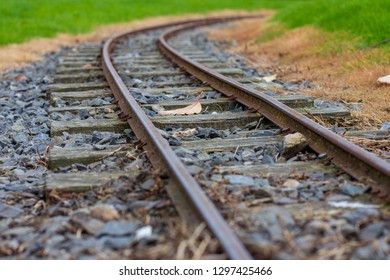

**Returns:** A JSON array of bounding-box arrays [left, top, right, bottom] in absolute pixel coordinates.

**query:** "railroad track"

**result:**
[[45, 15, 390, 259]]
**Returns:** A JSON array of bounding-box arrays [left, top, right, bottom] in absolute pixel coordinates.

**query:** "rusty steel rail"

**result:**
[[101, 16, 263, 260], [157, 21, 390, 196]]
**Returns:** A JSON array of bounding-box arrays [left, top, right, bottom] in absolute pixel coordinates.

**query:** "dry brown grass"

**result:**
[[207, 18, 390, 126]]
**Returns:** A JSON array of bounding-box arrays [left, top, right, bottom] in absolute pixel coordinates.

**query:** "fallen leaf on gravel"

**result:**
[[378, 74, 390, 85], [90, 204, 120, 221], [14, 75, 28, 81], [82, 63, 93, 69], [261, 74, 277, 82], [173, 128, 197, 138], [157, 97, 202, 116]]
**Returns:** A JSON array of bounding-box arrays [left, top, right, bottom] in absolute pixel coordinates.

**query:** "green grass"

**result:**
[[0, 0, 283, 45], [0, 0, 389, 48], [273, 0, 390, 48]]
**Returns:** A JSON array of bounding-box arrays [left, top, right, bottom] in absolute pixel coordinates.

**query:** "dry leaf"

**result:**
[[378, 74, 390, 85], [261, 74, 277, 82], [82, 63, 93, 69], [14, 75, 28, 81], [157, 97, 202, 116], [173, 128, 197, 138]]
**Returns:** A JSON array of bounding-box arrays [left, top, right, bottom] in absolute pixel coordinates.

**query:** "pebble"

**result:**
[[135, 225, 153, 240], [352, 245, 374, 260], [140, 178, 155, 191], [281, 133, 308, 159], [1, 226, 34, 237], [186, 165, 202, 175], [225, 175, 254, 185], [81, 218, 105, 235], [100, 236, 135, 250], [274, 197, 297, 205], [359, 223, 385, 241], [342, 208, 380, 225], [0, 203, 24, 218], [282, 179, 300, 188], [379, 122, 390, 131], [340, 184, 366, 196], [93, 144, 106, 151], [326, 194, 352, 202], [197, 153, 211, 161], [255, 206, 295, 241], [96, 221, 140, 237], [90, 204, 120, 222]]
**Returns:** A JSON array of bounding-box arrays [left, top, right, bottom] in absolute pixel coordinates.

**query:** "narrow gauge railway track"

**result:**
[[46, 16, 390, 259]]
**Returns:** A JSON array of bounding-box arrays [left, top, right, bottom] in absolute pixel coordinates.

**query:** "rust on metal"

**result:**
[[158, 21, 390, 196], [101, 17, 262, 260]]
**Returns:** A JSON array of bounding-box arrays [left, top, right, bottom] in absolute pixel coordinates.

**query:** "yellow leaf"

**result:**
[[157, 97, 202, 116]]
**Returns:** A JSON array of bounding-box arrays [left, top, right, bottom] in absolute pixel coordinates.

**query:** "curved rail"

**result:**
[[157, 21, 390, 196], [101, 16, 262, 260]]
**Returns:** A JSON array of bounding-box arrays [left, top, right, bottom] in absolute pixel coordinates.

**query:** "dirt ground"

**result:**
[[206, 17, 390, 128]]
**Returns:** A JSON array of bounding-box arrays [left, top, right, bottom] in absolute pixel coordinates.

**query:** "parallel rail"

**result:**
[[102, 15, 390, 260], [157, 21, 390, 196], [102, 16, 260, 260]]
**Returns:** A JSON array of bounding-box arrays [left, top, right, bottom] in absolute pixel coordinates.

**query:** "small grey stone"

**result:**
[[262, 154, 274, 164], [97, 220, 139, 237], [339, 223, 357, 239], [0, 203, 24, 218], [352, 245, 374, 260], [140, 178, 155, 191], [210, 174, 222, 181], [100, 236, 135, 250], [197, 153, 211, 161], [82, 219, 105, 235], [326, 194, 352, 202], [93, 144, 106, 151], [254, 178, 270, 187], [46, 235, 66, 247], [317, 153, 327, 159], [379, 122, 390, 131], [2, 226, 34, 236], [73, 163, 88, 171], [342, 208, 380, 225], [187, 165, 202, 175], [13, 168, 25, 177], [225, 175, 254, 185], [13, 132, 29, 144], [360, 223, 385, 241], [168, 136, 181, 146], [305, 220, 326, 234], [174, 147, 194, 157], [281, 132, 308, 159], [341, 184, 366, 196], [255, 206, 295, 241], [295, 234, 317, 252], [274, 197, 297, 205], [241, 150, 254, 160]]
